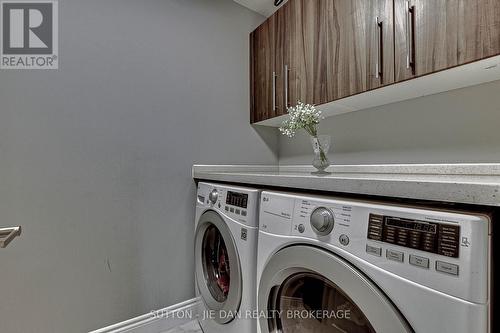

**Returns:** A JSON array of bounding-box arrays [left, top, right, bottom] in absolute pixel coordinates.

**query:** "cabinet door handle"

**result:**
[[406, 1, 415, 72], [272, 71, 277, 111], [284, 65, 290, 108], [0, 226, 21, 248], [375, 17, 383, 79]]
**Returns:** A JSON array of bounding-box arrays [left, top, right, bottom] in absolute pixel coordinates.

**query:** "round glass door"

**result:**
[[202, 224, 231, 303], [195, 210, 242, 324], [258, 245, 412, 333], [272, 273, 375, 332]]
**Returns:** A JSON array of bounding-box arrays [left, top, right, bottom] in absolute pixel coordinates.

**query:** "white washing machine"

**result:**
[[257, 190, 491, 333], [194, 182, 260, 333]]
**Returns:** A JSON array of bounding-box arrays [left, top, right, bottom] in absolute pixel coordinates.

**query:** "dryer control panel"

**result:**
[[259, 191, 491, 304], [197, 182, 260, 228], [367, 214, 460, 258]]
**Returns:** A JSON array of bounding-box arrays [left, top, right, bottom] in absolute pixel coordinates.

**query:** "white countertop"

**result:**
[[192, 164, 500, 207]]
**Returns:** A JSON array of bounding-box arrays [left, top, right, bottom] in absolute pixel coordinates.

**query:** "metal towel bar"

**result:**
[[0, 226, 22, 248]]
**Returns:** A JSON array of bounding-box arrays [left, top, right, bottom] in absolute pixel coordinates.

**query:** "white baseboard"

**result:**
[[89, 297, 200, 333]]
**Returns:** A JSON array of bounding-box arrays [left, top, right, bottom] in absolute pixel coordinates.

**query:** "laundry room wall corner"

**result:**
[[0, 0, 275, 332]]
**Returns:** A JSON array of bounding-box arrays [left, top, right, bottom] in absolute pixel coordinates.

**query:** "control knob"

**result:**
[[310, 207, 335, 236], [209, 189, 218, 204]]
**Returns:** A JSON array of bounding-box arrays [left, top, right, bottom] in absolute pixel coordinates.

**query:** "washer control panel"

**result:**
[[259, 191, 491, 304], [197, 182, 260, 228], [367, 214, 460, 258]]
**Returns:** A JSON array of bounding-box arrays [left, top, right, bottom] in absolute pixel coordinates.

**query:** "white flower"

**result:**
[[279, 101, 323, 137]]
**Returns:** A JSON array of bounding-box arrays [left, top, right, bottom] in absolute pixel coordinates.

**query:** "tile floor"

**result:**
[[162, 320, 202, 333]]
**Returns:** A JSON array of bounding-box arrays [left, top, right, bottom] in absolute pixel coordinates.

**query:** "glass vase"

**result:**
[[310, 135, 331, 174]]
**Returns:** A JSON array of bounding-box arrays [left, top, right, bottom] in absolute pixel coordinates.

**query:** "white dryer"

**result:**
[[195, 182, 260, 333], [257, 190, 491, 333]]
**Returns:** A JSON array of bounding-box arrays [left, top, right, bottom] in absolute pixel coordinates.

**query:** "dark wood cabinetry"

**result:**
[[250, 18, 276, 123], [286, 0, 332, 106], [366, 0, 396, 90], [250, 0, 500, 123], [273, 6, 289, 115], [252, 0, 394, 120], [394, 0, 500, 81], [311, 0, 395, 100]]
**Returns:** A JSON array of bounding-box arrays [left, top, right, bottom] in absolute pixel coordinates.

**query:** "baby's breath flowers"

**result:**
[[279, 102, 330, 172], [279, 102, 323, 137]]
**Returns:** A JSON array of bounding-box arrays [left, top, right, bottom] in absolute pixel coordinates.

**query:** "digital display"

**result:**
[[385, 217, 437, 234], [226, 191, 248, 209], [367, 214, 460, 258]]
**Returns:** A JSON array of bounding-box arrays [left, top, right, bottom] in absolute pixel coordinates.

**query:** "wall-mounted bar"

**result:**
[[0, 226, 22, 248]]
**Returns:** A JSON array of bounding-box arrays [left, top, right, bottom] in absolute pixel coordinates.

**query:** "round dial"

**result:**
[[310, 207, 335, 236], [208, 189, 218, 204]]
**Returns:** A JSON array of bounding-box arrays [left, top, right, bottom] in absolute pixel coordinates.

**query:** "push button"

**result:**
[[436, 261, 459, 276], [386, 249, 404, 262], [241, 210, 247, 216], [366, 244, 382, 257], [339, 234, 350, 246], [409, 255, 429, 269]]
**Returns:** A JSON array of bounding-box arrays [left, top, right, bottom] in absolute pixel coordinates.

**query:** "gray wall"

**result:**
[[279, 80, 500, 165], [0, 1, 274, 332]]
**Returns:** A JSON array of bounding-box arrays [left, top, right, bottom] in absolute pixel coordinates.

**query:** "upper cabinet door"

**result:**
[[285, 0, 394, 107], [394, 0, 500, 81], [287, 0, 340, 106], [331, 0, 395, 96], [284, 0, 318, 106], [251, 0, 500, 123], [273, 5, 290, 115], [250, 17, 276, 123], [367, 0, 395, 90]]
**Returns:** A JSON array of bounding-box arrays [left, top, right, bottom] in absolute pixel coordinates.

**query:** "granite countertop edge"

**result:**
[[192, 164, 500, 207]]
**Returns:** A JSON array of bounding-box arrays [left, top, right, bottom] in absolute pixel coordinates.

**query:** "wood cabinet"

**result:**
[[286, 0, 335, 106], [366, 0, 396, 90], [251, 0, 500, 123], [394, 0, 500, 81], [250, 17, 276, 123], [251, 0, 394, 123], [268, 0, 394, 110], [273, 6, 289, 114], [315, 0, 394, 100]]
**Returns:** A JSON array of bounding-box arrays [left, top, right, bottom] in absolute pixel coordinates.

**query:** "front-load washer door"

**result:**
[[195, 210, 242, 324], [259, 245, 413, 333]]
